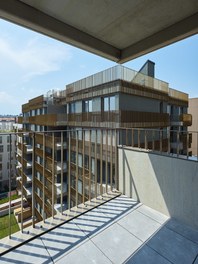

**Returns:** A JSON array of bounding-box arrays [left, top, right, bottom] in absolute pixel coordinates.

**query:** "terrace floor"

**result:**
[[0, 195, 198, 264]]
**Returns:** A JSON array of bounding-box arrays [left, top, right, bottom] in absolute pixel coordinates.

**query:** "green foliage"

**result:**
[[0, 213, 20, 239], [0, 194, 20, 205]]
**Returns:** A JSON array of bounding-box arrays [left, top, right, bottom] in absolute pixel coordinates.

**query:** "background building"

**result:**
[[0, 118, 17, 193], [188, 98, 198, 156]]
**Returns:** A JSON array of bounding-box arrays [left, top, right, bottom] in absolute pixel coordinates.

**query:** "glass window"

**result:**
[[0, 137, 2, 144], [0, 154, 2, 162], [109, 96, 115, 111], [104, 97, 109, 111], [0, 145, 3, 152]]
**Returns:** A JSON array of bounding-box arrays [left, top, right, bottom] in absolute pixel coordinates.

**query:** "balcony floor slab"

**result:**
[[0, 195, 198, 264]]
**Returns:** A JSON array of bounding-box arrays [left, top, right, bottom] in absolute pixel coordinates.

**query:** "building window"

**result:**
[[69, 103, 76, 113], [83, 99, 92, 112], [104, 96, 116, 111], [0, 137, 2, 144], [0, 155, 2, 162], [7, 145, 12, 152], [0, 145, 3, 152]]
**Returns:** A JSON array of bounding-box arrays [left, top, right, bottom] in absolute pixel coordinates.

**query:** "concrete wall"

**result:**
[[119, 147, 198, 229]]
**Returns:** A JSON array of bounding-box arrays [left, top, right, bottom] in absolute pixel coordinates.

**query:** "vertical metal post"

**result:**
[[94, 130, 97, 198], [186, 132, 189, 159], [115, 129, 118, 191], [100, 130, 103, 195], [152, 130, 155, 151], [52, 132, 55, 218], [131, 128, 134, 147], [126, 128, 128, 146], [42, 133, 45, 222], [89, 130, 91, 200], [197, 132, 198, 161], [9, 134, 11, 238], [138, 129, 140, 148], [21, 133, 24, 233], [168, 129, 170, 154], [82, 130, 85, 204], [75, 130, 79, 207], [144, 130, 147, 149], [110, 130, 113, 191], [61, 131, 63, 214], [177, 130, 180, 157], [32, 132, 35, 228], [105, 129, 108, 193], [160, 130, 162, 153], [68, 131, 71, 210]]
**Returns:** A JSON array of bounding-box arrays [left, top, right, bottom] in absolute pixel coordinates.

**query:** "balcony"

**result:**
[[170, 113, 192, 126], [0, 128, 198, 262], [67, 111, 170, 128]]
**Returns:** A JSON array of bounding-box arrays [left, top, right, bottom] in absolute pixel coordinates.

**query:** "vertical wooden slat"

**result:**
[[131, 128, 134, 147]]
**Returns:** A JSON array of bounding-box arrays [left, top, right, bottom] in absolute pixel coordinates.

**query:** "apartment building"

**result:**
[[188, 98, 198, 156], [0, 119, 16, 193], [17, 62, 192, 226]]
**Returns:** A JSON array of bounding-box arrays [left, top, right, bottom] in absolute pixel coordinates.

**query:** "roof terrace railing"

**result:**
[[0, 127, 197, 255]]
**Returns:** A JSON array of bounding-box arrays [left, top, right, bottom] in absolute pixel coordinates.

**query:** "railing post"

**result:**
[[131, 128, 134, 147], [9, 133, 11, 238], [197, 132, 198, 161], [21, 133, 23, 233], [82, 130, 85, 204], [52, 132, 55, 218], [138, 129, 140, 148], [61, 131, 63, 214], [115, 129, 118, 191], [75, 130, 79, 207], [126, 128, 128, 146], [187, 131, 189, 159], [144, 130, 147, 149], [89, 130, 91, 200], [32, 132, 35, 228], [100, 129, 103, 195], [110, 129, 113, 191], [42, 132, 45, 222], [168, 129, 170, 154], [68, 131, 71, 210], [177, 130, 180, 157], [152, 130, 155, 151], [160, 130, 162, 153], [105, 129, 108, 193], [94, 130, 97, 198]]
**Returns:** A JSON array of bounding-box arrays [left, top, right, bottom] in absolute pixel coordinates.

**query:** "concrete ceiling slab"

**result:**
[[0, 0, 198, 63]]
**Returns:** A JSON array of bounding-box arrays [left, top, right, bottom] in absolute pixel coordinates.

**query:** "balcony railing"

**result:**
[[0, 128, 198, 255]]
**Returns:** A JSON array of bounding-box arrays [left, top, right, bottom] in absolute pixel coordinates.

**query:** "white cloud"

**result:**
[[0, 36, 72, 81]]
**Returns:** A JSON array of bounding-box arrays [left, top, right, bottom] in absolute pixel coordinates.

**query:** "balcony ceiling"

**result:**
[[0, 0, 198, 63]]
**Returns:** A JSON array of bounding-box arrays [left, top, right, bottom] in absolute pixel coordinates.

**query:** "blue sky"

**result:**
[[0, 18, 197, 115]]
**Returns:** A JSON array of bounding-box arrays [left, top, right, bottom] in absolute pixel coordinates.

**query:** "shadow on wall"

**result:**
[[119, 147, 198, 229]]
